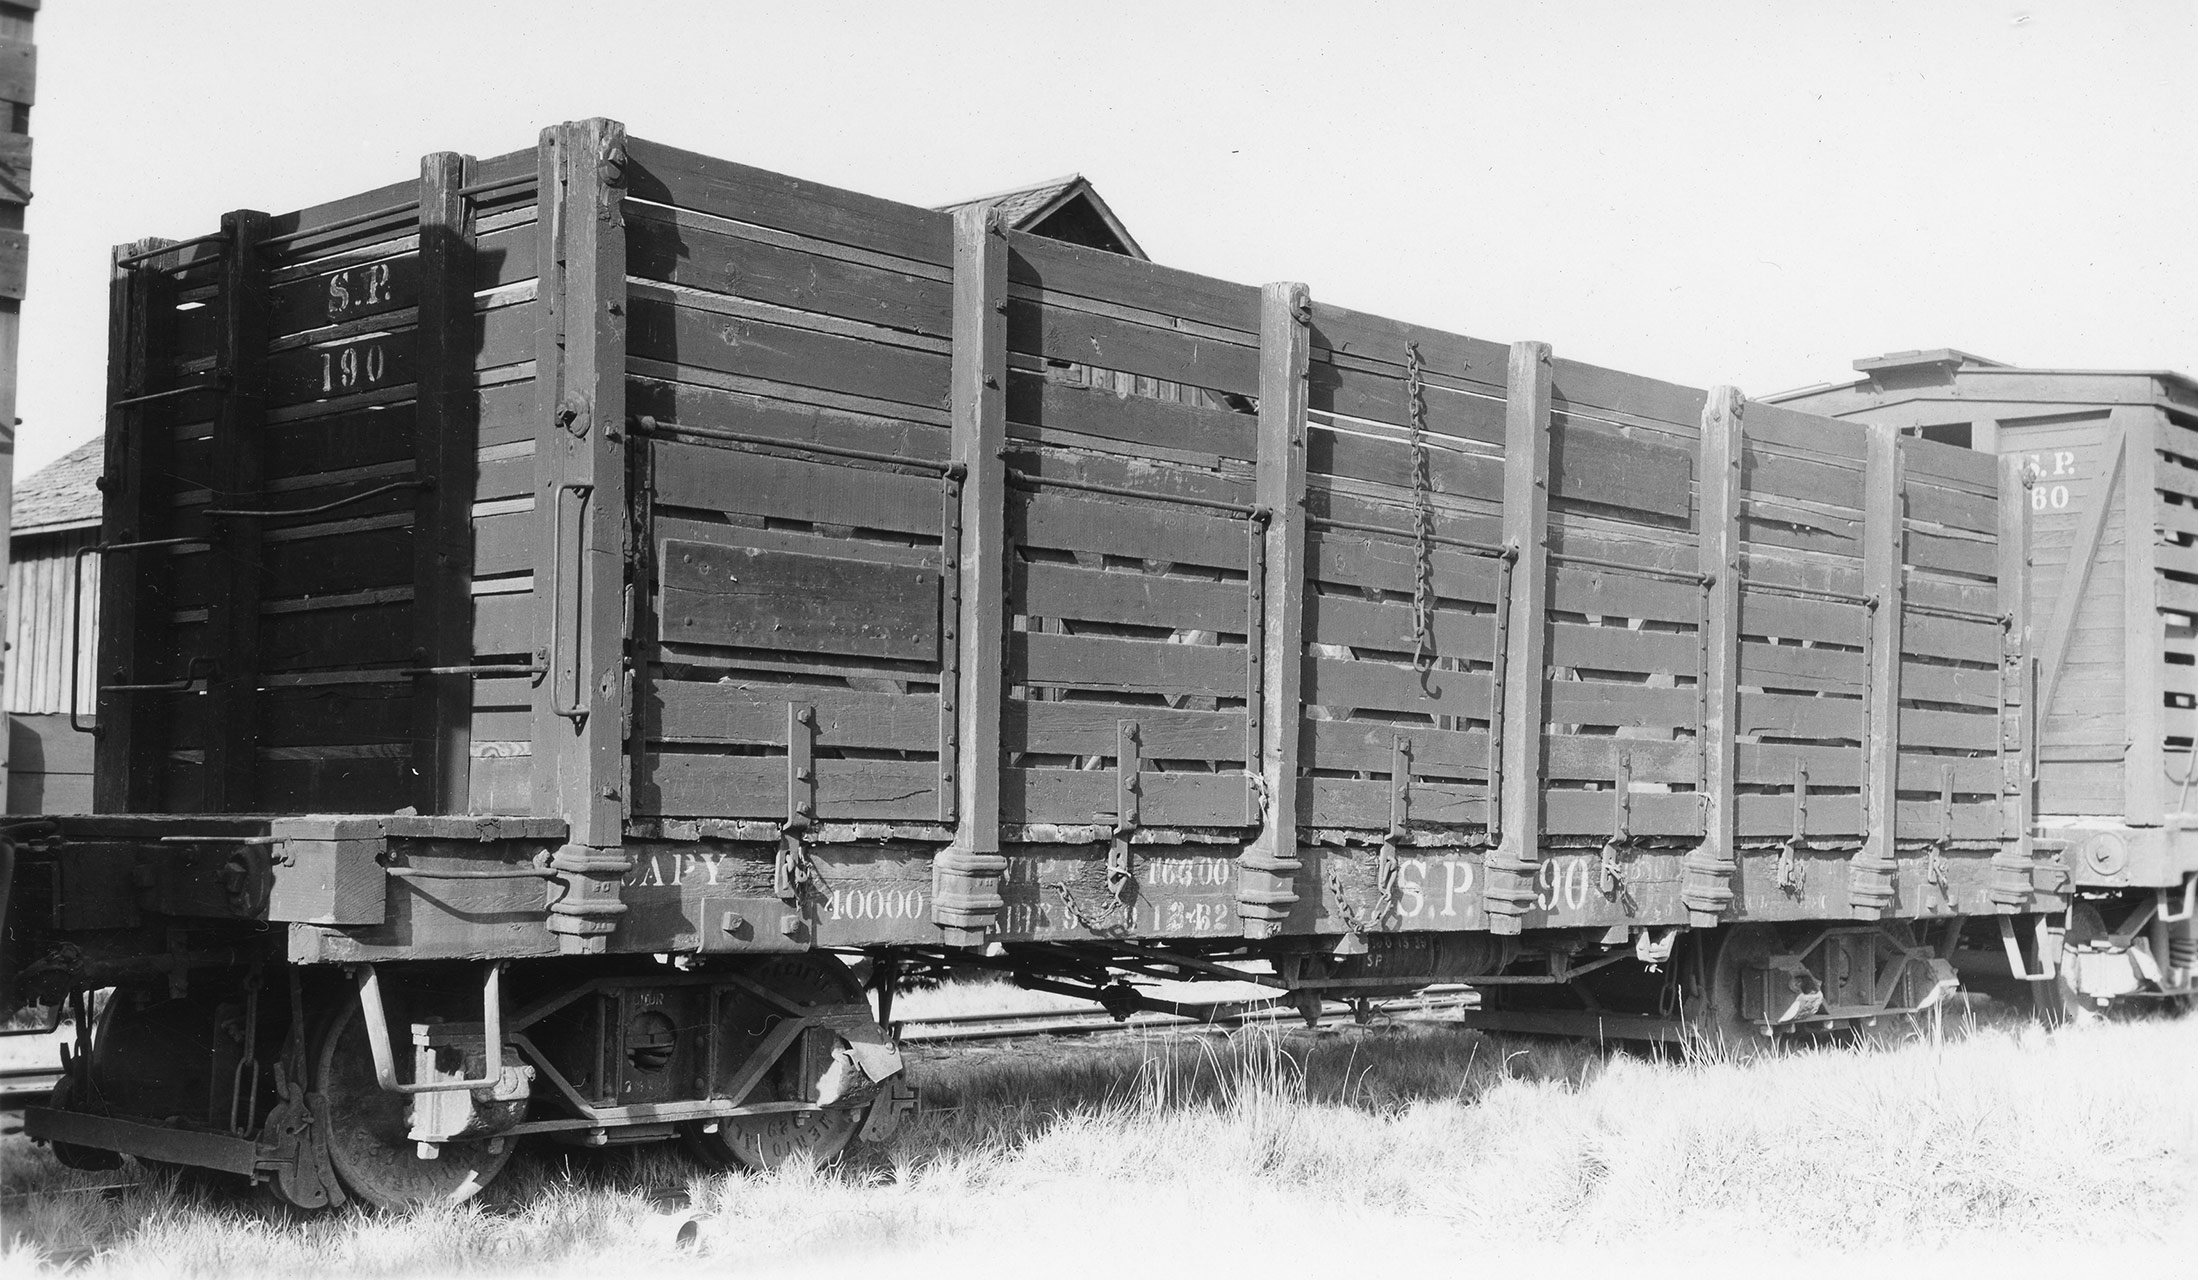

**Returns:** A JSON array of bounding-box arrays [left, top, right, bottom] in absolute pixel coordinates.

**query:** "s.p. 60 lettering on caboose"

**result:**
[[4, 119, 2189, 1211]]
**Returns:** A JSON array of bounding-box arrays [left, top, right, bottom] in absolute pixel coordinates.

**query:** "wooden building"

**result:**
[[6, 437, 97, 812]]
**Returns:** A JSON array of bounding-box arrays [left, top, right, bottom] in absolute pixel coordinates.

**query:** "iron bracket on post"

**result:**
[[777, 703, 818, 908], [1926, 764, 1956, 892], [1376, 735, 1411, 921], [1600, 749, 1633, 897], [1109, 721, 1142, 904], [1777, 763, 1809, 893]]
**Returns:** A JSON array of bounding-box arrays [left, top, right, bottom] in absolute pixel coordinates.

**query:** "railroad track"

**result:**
[[895, 989, 1477, 1045]]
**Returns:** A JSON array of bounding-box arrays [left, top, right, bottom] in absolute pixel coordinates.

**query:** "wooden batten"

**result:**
[[1237, 281, 1310, 940], [1850, 423, 1906, 917], [93, 240, 176, 813], [531, 119, 630, 953], [410, 151, 478, 814], [931, 203, 1010, 948], [1482, 340, 1553, 936], [2117, 405, 2164, 825], [1681, 386, 1745, 925], [201, 209, 272, 811]]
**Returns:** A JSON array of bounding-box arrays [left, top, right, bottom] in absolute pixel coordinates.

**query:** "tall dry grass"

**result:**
[[2, 1004, 2193, 1278]]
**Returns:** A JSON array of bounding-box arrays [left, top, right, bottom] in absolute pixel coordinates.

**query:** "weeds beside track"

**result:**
[[3, 1003, 2195, 1278]]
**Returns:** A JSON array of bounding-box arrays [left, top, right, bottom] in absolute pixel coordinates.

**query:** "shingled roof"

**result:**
[[11, 438, 102, 536], [937, 175, 1146, 260]]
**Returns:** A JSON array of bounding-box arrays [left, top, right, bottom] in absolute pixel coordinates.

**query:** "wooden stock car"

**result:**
[[2, 118, 2189, 1208]]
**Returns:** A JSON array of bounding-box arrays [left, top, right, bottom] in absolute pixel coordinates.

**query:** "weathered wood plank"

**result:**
[[626, 200, 951, 337], [649, 438, 942, 534], [627, 289, 948, 412], [648, 680, 940, 751], [1006, 295, 1259, 397], [1007, 370, 1256, 461], [641, 754, 939, 820], [1005, 767, 1250, 828], [1016, 561, 1244, 633], [622, 135, 952, 267], [1016, 632, 1243, 695], [1014, 488, 1250, 570], [1010, 700, 1246, 761], [659, 538, 942, 661], [1008, 233, 1260, 338]]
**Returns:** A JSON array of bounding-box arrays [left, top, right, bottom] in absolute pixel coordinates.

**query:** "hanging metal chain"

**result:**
[[1407, 343, 1437, 694]]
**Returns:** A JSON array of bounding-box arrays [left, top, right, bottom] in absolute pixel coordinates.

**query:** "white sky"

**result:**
[[11, 0, 2195, 476]]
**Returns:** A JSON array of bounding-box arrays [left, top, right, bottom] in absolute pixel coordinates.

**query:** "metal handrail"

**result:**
[[201, 478, 421, 520]]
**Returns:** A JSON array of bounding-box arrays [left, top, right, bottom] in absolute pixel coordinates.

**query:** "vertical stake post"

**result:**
[[1482, 341, 1554, 935], [412, 150, 479, 815], [931, 204, 1009, 947], [1852, 424, 1906, 918], [532, 118, 631, 954], [94, 239, 178, 812], [1237, 281, 1311, 940], [201, 209, 271, 812], [1681, 386, 1745, 924]]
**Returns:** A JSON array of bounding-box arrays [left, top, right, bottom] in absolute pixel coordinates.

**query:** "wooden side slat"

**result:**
[[1015, 488, 1249, 571], [1017, 562, 1243, 633], [1006, 767, 1249, 828], [1010, 700, 1245, 761], [622, 135, 953, 267], [1007, 370, 1256, 462], [626, 201, 951, 337], [642, 754, 938, 820], [1016, 632, 1242, 694], [1007, 232, 1260, 338], [627, 290, 948, 412], [649, 439, 941, 535], [647, 680, 940, 751]]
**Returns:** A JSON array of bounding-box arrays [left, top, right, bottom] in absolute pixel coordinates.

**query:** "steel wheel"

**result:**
[[313, 990, 513, 1210], [680, 954, 876, 1173]]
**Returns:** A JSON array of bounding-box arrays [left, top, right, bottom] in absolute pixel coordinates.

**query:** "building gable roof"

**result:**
[[936, 175, 1146, 259], [11, 438, 102, 536]]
